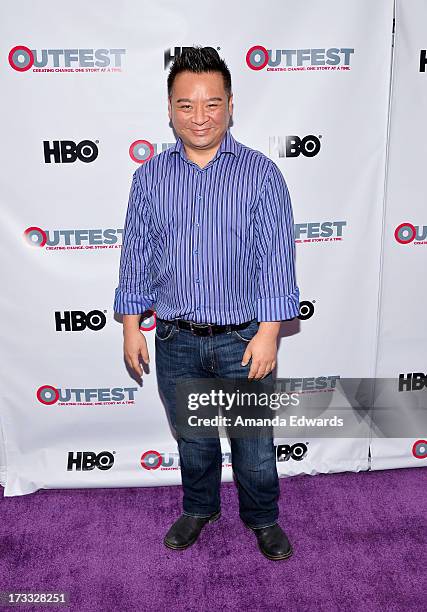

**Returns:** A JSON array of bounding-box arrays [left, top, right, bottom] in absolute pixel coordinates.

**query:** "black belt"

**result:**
[[157, 317, 254, 337]]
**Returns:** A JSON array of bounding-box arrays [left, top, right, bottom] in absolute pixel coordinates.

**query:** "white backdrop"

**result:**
[[1, 0, 422, 498], [371, 0, 427, 470]]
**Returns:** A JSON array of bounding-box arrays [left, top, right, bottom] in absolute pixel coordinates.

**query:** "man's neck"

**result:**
[[182, 130, 227, 168], [183, 144, 220, 169]]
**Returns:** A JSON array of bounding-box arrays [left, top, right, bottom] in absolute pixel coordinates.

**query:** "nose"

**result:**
[[192, 104, 209, 126]]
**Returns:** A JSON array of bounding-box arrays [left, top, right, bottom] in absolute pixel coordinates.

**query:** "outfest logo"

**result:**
[[394, 222, 427, 246], [276, 376, 341, 394], [295, 221, 347, 243], [246, 45, 354, 72], [36, 385, 138, 406], [23, 226, 123, 250], [140, 311, 157, 332], [9, 46, 126, 73], [412, 440, 427, 459], [129, 139, 174, 164], [140, 445, 308, 470], [140, 450, 232, 470]]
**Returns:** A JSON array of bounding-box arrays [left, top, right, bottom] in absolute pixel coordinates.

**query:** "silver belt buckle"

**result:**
[[190, 321, 213, 336]]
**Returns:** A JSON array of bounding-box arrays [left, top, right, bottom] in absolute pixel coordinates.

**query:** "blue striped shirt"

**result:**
[[113, 128, 299, 324]]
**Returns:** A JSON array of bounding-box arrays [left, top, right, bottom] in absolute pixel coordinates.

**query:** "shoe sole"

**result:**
[[163, 511, 221, 550], [258, 544, 293, 561]]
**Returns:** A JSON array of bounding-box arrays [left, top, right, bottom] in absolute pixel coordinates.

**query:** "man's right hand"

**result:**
[[123, 315, 150, 377]]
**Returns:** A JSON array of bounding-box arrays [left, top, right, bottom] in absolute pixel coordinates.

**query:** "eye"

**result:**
[[179, 105, 191, 109]]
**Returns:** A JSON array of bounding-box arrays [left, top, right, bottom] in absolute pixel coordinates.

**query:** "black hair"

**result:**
[[167, 46, 232, 99]]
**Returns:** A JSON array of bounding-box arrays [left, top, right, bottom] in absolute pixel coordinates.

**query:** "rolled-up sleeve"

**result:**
[[254, 161, 300, 321], [113, 171, 156, 315]]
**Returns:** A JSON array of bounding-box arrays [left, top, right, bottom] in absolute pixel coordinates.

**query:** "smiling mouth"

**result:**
[[192, 128, 210, 134]]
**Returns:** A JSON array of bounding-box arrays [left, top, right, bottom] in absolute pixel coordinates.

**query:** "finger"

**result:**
[[241, 348, 252, 366], [248, 360, 262, 380], [268, 361, 277, 376], [127, 354, 142, 376], [254, 362, 269, 380], [260, 362, 273, 379], [139, 344, 150, 365], [255, 365, 268, 380], [133, 358, 143, 376]]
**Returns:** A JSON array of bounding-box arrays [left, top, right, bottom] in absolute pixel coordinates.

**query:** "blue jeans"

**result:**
[[154, 317, 279, 529]]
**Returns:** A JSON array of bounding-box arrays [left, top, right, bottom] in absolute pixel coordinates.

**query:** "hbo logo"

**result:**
[[286, 135, 321, 158], [67, 451, 115, 471], [43, 140, 98, 163], [276, 443, 308, 461], [55, 310, 106, 332]]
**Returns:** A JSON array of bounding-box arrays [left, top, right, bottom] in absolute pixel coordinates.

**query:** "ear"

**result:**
[[167, 96, 172, 120], [228, 94, 233, 116]]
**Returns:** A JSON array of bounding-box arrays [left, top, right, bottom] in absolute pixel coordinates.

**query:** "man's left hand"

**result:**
[[241, 321, 281, 379]]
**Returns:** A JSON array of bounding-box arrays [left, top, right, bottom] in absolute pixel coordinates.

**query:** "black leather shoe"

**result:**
[[164, 511, 221, 550], [247, 523, 293, 560]]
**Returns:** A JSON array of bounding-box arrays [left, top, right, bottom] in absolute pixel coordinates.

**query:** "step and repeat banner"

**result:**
[[371, 0, 427, 470], [1, 0, 421, 498]]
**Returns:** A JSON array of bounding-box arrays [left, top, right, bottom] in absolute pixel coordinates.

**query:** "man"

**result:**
[[114, 46, 300, 560]]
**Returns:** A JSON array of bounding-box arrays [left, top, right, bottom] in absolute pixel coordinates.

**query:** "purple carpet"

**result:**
[[0, 467, 425, 612]]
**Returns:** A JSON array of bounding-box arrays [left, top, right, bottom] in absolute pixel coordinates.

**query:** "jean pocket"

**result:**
[[155, 319, 178, 341], [232, 319, 259, 343]]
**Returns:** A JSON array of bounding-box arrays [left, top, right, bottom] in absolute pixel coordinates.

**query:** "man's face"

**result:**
[[168, 70, 233, 151]]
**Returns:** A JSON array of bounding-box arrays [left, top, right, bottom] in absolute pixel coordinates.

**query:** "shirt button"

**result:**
[[193, 249, 198, 254], [194, 222, 199, 227], [195, 279, 200, 283]]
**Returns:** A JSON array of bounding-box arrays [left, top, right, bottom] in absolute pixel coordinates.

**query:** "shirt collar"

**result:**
[[169, 128, 239, 163]]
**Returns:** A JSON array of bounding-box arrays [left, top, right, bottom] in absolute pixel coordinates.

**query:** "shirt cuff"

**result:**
[[257, 288, 300, 321], [113, 287, 155, 315]]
